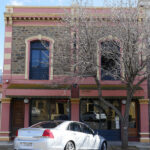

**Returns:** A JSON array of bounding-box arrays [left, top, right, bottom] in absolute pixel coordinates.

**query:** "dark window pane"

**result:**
[[68, 123, 81, 132], [31, 41, 49, 49], [30, 40, 49, 80], [101, 41, 120, 80], [81, 124, 93, 134]]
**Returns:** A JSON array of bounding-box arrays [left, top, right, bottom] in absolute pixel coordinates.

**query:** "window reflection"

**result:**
[[31, 99, 70, 125], [80, 99, 120, 130]]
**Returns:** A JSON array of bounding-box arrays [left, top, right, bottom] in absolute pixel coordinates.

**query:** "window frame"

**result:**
[[25, 35, 54, 80]]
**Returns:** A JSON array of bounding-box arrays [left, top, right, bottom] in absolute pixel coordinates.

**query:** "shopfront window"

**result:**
[[80, 99, 120, 130], [31, 99, 70, 125]]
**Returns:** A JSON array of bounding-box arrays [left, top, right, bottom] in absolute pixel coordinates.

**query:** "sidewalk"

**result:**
[[0, 141, 149, 150], [108, 141, 150, 150]]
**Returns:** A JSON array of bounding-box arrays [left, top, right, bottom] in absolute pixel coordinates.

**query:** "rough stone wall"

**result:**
[[11, 26, 123, 75], [12, 26, 71, 75]]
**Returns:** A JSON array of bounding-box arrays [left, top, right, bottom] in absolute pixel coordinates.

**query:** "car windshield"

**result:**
[[31, 121, 63, 128]]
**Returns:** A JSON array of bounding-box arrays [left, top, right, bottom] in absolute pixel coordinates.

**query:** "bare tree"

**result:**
[[99, 0, 150, 148], [58, 0, 150, 149], [41, 0, 150, 149]]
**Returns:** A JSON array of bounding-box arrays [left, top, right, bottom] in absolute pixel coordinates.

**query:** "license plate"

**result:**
[[20, 142, 32, 147]]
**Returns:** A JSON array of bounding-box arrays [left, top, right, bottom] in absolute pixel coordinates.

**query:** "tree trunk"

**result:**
[[121, 120, 129, 150], [121, 85, 133, 150]]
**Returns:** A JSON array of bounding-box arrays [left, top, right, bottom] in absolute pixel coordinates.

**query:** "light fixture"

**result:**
[[24, 98, 29, 104], [5, 80, 9, 83], [122, 99, 126, 105]]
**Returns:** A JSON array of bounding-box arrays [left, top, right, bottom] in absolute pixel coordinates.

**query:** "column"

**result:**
[[71, 98, 80, 121], [71, 84, 80, 121], [24, 103, 29, 128], [139, 99, 150, 142], [0, 98, 11, 141]]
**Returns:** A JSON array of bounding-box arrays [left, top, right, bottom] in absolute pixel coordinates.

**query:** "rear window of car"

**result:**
[[31, 121, 63, 128]]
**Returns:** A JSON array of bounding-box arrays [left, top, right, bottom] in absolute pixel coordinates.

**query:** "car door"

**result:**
[[80, 123, 91, 149], [68, 122, 85, 149], [81, 124, 96, 149]]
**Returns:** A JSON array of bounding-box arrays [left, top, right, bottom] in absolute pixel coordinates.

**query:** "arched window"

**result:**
[[29, 40, 49, 80], [101, 41, 120, 80]]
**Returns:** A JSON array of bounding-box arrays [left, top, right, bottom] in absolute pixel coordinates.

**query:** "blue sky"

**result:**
[[0, 0, 109, 71]]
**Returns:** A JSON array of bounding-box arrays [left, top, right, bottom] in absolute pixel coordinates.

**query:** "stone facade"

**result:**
[[12, 26, 71, 75]]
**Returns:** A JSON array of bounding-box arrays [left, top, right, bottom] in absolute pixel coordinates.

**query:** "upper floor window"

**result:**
[[101, 41, 120, 80], [29, 40, 49, 80]]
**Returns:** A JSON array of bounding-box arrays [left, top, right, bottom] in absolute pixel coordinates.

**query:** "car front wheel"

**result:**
[[101, 142, 107, 150], [65, 141, 75, 150]]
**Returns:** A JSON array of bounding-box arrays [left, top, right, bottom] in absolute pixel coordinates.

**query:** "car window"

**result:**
[[81, 124, 93, 135], [31, 121, 63, 128], [68, 123, 81, 132]]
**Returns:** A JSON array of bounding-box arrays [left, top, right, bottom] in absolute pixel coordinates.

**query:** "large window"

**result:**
[[101, 41, 120, 80], [29, 40, 49, 80], [80, 99, 121, 130], [31, 99, 70, 125]]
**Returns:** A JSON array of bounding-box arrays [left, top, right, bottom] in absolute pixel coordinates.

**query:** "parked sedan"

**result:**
[[14, 120, 107, 150]]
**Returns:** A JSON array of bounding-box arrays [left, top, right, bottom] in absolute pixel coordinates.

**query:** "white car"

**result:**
[[14, 120, 107, 150]]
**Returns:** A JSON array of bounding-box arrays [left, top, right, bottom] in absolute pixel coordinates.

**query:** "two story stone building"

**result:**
[[0, 5, 149, 142]]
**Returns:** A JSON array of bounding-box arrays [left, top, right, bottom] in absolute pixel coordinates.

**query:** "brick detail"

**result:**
[[5, 32, 12, 37], [4, 53, 11, 59], [4, 42, 11, 48]]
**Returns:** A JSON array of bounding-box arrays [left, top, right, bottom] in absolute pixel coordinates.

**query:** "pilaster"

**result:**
[[139, 99, 150, 142], [70, 98, 80, 121], [0, 98, 11, 141]]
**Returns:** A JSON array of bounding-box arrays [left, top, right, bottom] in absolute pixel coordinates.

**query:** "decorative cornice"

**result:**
[[4, 13, 63, 26], [139, 99, 149, 104]]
